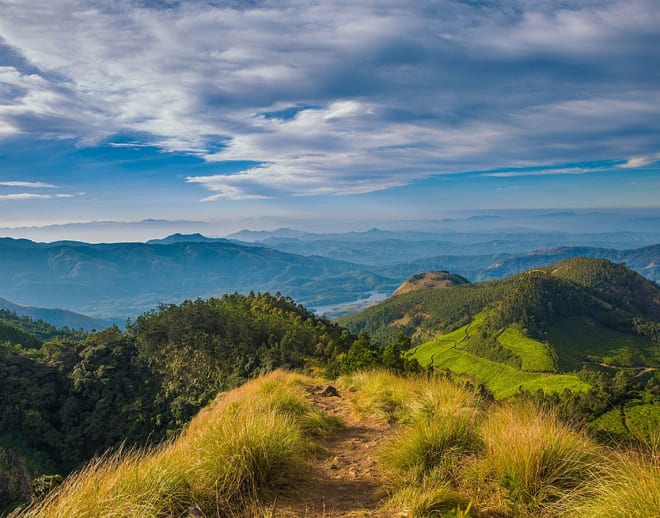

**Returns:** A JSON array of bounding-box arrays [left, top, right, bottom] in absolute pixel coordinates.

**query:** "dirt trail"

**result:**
[[267, 385, 396, 517]]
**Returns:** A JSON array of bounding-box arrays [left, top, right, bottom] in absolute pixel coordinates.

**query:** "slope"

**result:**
[[11, 371, 660, 518], [343, 258, 660, 397], [0, 298, 106, 331]]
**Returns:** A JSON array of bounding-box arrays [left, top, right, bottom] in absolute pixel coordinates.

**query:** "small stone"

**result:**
[[320, 385, 340, 397]]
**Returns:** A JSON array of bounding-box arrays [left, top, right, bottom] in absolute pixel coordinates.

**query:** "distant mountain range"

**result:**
[[225, 227, 660, 266], [0, 236, 387, 319], [0, 233, 657, 321]]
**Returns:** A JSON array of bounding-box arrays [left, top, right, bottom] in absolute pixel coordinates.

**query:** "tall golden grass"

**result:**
[[338, 371, 660, 518], [12, 369, 660, 517], [11, 371, 338, 518]]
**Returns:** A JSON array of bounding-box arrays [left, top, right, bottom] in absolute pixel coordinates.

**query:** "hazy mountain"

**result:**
[[0, 237, 394, 320], [226, 228, 660, 266], [0, 234, 658, 321], [146, 233, 232, 245], [0, 297, 106, 331]]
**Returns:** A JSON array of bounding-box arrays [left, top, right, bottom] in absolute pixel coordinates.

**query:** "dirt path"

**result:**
[[267, 385, 395, 517]]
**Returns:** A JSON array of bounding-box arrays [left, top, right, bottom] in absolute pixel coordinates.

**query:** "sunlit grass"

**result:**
[[339, 370, 484, 424], [571, 441, 660, 518], [13, 369, 660, 517], [480, 402, 602, 516], [11, 370, 339, 518]]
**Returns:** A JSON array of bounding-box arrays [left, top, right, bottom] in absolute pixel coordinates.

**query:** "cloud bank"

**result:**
[[0, 0, 658, 200]]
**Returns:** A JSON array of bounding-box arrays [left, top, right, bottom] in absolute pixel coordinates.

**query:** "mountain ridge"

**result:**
[[0, 235, 657, 321], [0, 297, 107, 331]]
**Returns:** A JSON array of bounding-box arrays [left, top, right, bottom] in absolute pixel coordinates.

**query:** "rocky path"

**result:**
[[267, 385, 395, 517]]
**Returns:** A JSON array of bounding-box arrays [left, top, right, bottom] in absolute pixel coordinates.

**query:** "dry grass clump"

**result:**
[[382, 411, 482, 481], [12, 370, 339, 518], [381, 476, 469, 517], [339, 370, 484, 424], [338, 371, 485, 516], [570, 443, 660, 517], [480, 402, 603, 516]]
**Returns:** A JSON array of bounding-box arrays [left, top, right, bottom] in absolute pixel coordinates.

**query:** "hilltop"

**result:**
[[392, 271, 469, 296]]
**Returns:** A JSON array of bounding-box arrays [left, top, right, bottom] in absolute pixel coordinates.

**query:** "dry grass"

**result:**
[[570, 444, 660, 517], [340, 371, 658, 517], [11, 370, 338, 518], [480, 402, 603, 516], [339, 370, 484, 424], [11, 370, 660, 517]]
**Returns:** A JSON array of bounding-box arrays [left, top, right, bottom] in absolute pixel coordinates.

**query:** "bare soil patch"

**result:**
[[266, 385, 396, 517]]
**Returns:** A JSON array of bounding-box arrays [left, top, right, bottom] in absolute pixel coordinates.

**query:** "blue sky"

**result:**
[[0, 0, 659, 239]]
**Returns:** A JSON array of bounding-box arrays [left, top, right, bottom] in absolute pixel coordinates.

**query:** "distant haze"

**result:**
[[1, 209, 660, 243]]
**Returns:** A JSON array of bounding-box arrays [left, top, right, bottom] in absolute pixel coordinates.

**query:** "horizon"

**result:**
[[1, 207, 660, 243]]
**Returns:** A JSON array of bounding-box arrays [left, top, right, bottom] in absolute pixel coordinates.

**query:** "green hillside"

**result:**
[[410, 312, 589, 397], [344, 258, 660, 399]]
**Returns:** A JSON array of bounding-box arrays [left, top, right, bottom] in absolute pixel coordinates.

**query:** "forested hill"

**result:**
[[341, 257, 660, 353]]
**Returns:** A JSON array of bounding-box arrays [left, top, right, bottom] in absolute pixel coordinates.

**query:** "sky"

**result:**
[[0, 0, 659, 240]]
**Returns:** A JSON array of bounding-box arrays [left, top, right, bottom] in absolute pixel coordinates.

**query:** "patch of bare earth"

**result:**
[[266, 385, 396, 517]]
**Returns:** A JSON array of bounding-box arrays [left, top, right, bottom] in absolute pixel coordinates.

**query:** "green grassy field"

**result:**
[[497, 326, 556, 372], [548, 316, 657, 371], [410, 316, 588, 398], [591, 402, 660, 442]]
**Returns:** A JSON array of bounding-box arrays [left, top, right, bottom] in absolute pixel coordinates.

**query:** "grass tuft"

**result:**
[[480, 402, 602, 515], [571, 445, 660, 517], [382, 477, 468, 517], [382, 411, 481, 480]]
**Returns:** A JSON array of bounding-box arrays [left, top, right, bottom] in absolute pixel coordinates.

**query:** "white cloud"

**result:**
[[619, 155, 660, 168], [0, 181, 59, 188], [0, 192, 81, 201]]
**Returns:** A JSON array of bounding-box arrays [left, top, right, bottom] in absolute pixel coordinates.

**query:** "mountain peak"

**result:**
[[147, 233, 220, 245], [393, 271, 470, 296]]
